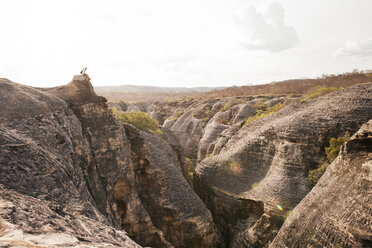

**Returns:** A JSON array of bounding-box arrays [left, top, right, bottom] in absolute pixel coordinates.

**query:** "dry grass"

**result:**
[[200, 71, 371, 99]]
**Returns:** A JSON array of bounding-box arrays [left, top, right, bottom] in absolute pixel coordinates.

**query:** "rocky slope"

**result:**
[[270, 119, 372, 248], [0, 75, 216, 248], [192, 83, 372, 247], [162, 96, 287, 162], [1, 74, 371, 248]]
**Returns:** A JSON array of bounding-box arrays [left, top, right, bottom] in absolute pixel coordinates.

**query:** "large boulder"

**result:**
[[194, 82, 372, 247], [270, 119, 372, 248]]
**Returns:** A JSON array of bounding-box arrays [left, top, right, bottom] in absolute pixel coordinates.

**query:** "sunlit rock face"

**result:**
[[271, 119, 372, 247], [0, 75, 217, 248], [194, 83, 372, 247]]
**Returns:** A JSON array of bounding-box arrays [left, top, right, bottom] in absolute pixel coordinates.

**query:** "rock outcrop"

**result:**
[[194, 82, 372, 247], [170, 108, 205, 160], [0, 186, 141, 247], [197, 111, 230, 162], [124, 124, 216, 247], [0, 76, 139, 247], [270, 119, 372, 248], [0, 75, 216, 248]]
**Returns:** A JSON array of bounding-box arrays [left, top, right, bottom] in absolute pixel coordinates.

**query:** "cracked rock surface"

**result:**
[[0, 75, 216, 248]]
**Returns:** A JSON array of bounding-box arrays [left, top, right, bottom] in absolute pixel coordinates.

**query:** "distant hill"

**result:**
[[94, 85, 225, 93], [94, 85, 226, 102], [200, 70, 372, 99]]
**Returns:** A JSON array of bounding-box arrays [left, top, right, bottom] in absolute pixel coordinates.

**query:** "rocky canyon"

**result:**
[[0, 74, 371, 247]]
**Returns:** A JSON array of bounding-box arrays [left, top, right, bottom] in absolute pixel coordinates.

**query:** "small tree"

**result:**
[[118, 111, 162, 135], [118, 100, 129, 112], [185, 157, 194, 180], [308, 132, 350, 186]]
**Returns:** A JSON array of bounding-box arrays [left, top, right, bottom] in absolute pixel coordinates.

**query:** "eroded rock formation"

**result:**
[[0, 75, 216, 248], [194, 83, 372, 247], [1, 74, 371, 247], [270, 119, 372, 248]]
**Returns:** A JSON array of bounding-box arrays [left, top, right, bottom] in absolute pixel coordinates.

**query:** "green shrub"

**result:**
[[290, 93, 301, 98], [111, 107, 118, 116], [185, 157, 194, 180], [118, 111, 162, 135], [219, 103, 232, 112], [308, 162, 330, 186], [301, 87, 342, 101], [252, 103, 268, 111], [308, 132, 350, 186], [244, 103, 285, 126]]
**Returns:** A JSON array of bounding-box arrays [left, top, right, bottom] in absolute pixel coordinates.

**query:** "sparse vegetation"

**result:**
[[194, 106, 216, 127], [200, 71, 370, 99], [308, 132, 350, 186], [118, 100, 129, 111], [301, 86, 342, 101], [118, 111, 162, 135], [244, 103, 285, 126], [111, 107, 118, 116], [170, 110, 184, 121], [185, 157, 194, 180], [219, 103, 232, 112]]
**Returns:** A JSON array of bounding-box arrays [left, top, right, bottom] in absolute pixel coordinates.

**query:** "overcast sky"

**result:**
[[1, 0, 371, 87]]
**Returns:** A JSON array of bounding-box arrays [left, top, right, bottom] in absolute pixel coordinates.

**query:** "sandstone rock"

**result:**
[[231, 104, 255, 124], [171, 108, 204, 159], [197, 111, 230, 162], [124, 124, 217, 247], [1, 77, 141, 247], [212, 122, 245, 155], [264, 97, 285, 107], [0, 186, 141, 248], [163, 119, 176, 130], [0, 76, 217, 248], [194, 82, 372, 246], [230, 213, 278, 248], [270, 119, 372, 248]]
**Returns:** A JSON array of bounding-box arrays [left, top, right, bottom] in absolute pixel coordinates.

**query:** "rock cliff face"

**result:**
[[0, 75, 216, 248], [270, 119, 372, 248], [193, 83, 372, 247], [123, 124, 216, 247]]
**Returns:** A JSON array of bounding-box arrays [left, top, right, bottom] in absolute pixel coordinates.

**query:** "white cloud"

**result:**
[[334, 38, 372, 57], [234, 2, 299, 53]]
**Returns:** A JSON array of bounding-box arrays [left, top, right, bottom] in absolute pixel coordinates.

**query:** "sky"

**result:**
[[0, 0, 372, 88]]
